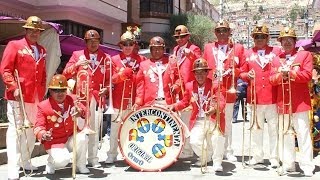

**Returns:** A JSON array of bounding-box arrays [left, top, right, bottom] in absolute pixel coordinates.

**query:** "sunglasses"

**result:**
[[254, 34, 268, 40], [122, 41, 135, 47], [215, 28, 229, 33], [87, 39, 100, 44], [174, 34, 188, 39], [51, 89, 67, 93], [27, 28, 42, 34]]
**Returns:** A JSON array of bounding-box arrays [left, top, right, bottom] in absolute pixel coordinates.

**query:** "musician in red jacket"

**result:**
[[106, 28, 145, 164], [0, 16, 46, 180], [63, 30, 111, 168], [203, 20, 245, 162], [239, 24, 281, 167], [270, 27, 314, 177], [172, 25, 201, 158], [133, 36, 180, 108], [169, 58, 226, 171], [33, 74, 89, 174]]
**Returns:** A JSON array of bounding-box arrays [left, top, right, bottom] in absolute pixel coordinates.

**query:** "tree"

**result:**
[[164, 13, 215, 50], [258, 5, 264, 14], [289, 7, 298, 24]]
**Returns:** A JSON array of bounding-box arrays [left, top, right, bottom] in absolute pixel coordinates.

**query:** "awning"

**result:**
[[59, 34, 120, 56]]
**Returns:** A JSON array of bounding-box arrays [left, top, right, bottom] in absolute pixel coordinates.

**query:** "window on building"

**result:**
[[50, 20, 103, 42], [140, 0, 173, 14]]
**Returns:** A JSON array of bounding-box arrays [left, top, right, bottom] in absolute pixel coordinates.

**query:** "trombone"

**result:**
[[200, 69, 223, 173], [242, 70, 261, 168], [13, 69, 34, 177], [227, 37, 237, 94], [277, 63, 296, 176], [111, 60, 137, 123], [72, 101, 79, 179], [98, 56, 115, 149], [76, 70, 95, 134]]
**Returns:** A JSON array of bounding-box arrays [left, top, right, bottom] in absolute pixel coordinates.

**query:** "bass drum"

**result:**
[[118, 106, 185, 171]]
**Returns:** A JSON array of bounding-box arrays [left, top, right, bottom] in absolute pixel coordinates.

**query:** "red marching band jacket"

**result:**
[[172, 42, 201, 83], [63, 48, 111, 107], [240, 46, 281, 105], [135, 56, 181, 106], [33, 95, 85, 150], [0, 37, 47, 103], [173, 79, 226, 133], [203, 42, 245, 103], [111, 53, 145, 110], [269, 49, 313, 114]]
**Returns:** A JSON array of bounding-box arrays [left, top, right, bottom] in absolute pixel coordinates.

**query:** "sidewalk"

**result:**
[[0, 121, 319, 179]]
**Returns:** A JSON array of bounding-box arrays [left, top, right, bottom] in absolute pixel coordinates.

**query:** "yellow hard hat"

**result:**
[[215, 20, 230, 29], [48, 74, 68, 89], [173, 25, 190, 37], [22, 16, 45, 31], [192, 58, 211, 71], [278, 27, 297, 41], [251, 24, 269, 38]]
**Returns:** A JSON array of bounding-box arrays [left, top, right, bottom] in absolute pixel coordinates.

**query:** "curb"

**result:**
[[0, 142, 46, 165]]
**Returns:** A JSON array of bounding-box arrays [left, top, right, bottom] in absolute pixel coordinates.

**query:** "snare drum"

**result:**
[[118, 106, 185, 171]]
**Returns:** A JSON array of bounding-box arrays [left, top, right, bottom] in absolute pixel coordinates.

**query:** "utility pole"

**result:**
[[219, 0, 224, 20], [304, 8, 309, 39]]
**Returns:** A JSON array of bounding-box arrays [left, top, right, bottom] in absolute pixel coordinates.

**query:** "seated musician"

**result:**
[[33, 74, 89, 174], [169, 58, 226, 172]]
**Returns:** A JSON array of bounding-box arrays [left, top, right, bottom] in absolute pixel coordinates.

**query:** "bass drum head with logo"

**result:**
[[118, 106, 184, 171]]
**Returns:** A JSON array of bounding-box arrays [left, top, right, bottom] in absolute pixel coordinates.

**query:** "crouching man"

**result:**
[[33, 74, 89, 174]]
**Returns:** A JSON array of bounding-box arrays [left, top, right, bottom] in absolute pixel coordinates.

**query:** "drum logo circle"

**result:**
[[118, 107, 184, 171]]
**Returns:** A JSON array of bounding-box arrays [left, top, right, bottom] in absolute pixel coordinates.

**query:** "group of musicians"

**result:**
[[0, 15, 317, 179]]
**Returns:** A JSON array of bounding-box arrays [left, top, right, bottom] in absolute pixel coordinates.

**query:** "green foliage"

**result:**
[[288, 3, 304, 24], [165, 13, 215, 50]]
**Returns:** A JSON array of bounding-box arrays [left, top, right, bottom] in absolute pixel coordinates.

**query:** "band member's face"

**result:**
[[194, 70, 208, 86], [50, 89, 67, 104], [25, 28, 41, 44], [175, 34, 189, 47], [253, 34, 269, 49], [281, 37, 296, 53], [86, 39, 100, 53], [120, 40, 135, 56], [215, 28, 231, 43], [150, 46, 165, 60]]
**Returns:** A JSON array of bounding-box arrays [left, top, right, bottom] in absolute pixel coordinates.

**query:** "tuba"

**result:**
[[13, 69, 34, 177]]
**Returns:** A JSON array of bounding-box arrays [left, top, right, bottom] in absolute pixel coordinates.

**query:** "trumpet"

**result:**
[[76, 69, 95, 134], [227, 37, 237, 94], [13, 69, 34, 177], [277, 64, 296, 176]]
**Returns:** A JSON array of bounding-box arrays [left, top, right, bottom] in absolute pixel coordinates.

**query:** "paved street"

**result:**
[[0, 120, 320, 180]]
